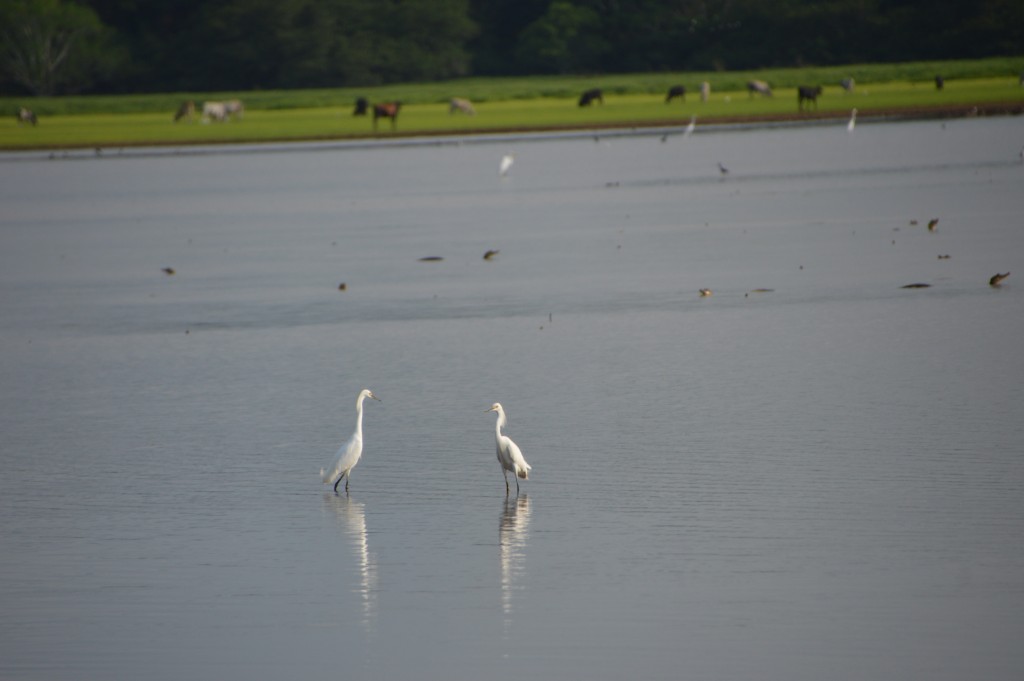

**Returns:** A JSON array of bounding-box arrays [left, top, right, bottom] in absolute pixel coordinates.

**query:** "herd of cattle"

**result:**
[[16, 74, 975, 131]]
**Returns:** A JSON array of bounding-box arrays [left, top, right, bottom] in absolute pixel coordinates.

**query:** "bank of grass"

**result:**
[[2, 56, 1022, 150]]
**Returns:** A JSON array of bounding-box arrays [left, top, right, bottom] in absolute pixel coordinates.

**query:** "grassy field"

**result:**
[[2, 56, 1022, 150]]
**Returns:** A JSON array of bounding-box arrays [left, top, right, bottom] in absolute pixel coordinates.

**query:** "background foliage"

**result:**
[[1, 0, 1022, 95]]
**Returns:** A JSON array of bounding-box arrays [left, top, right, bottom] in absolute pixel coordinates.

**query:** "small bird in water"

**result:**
[[699, 288, 712, 297], [321, 389, 380, 494], [483, 249, 500, 261], [338, 282, 348, 291], [161, 267, 176, 275], [499, 154, 515, 177], [927, 218, 939, 231], [989, 272, 1010, 287], [487, 402, 531, 495]]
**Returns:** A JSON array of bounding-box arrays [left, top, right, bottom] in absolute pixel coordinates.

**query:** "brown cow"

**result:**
[[372, 102, 401, 131]]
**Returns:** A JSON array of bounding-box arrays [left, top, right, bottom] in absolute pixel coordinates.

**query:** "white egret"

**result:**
[[847, 108, 857, 132], [499, 154, 515, 177], [683, 115, 697, 137], [321, 389, 380, 493], [487, 403, 531, 494]]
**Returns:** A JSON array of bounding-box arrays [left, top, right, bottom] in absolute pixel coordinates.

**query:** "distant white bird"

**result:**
[[487, 403, 531, 494], [683, 115, 697, 137], [499, 154, 515, 176], [321, 389, 380, 493], [847, 108, 857, 132]]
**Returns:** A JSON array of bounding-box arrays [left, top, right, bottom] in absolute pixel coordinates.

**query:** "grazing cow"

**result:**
[[224, 99, 244, 120], [935, 75, 944, 90], [353, 97, 368, 116], [797, 85, 823, 111], [449, 97, 476, 115], [578, 88, 604, 106], [372, 102, 401, 131], [700, 81, 710, 102], [665, 85, 686, 103], [173, 100, 195, 123], [202, 101, 227, 122], [16, 107, 37, 126], [840, 77, 855, 93], [747, 80, 772, 97]]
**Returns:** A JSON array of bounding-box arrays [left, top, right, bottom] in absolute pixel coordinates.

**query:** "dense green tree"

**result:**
[[514, 1, 606, 74], [0, 0, 124, 94]]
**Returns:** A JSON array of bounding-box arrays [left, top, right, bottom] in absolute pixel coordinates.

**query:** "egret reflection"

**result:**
[[324, 494, 377, 629], [499, 494, 531, 634]]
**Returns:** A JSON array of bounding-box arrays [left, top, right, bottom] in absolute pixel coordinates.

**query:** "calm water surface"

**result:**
[[2, 117, 1023, 680]]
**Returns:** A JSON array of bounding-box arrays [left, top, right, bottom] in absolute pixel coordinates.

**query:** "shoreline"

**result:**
[[2, 101, 1020, 160]]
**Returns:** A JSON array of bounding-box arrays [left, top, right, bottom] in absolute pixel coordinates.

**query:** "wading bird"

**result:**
[[322, 389, 380, 493], [487, 403, 531, 495], [683, 115, 697, 138], [847, 108, 857, 132], [499, 154, 515, 177]]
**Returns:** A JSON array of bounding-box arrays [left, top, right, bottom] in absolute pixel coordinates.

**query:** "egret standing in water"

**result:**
[[499, 154, 515, 177], [683, 115, 697, 138], [322, 389, 380, 493], [847, 108, 857, 132], [487, 403, 531, 494]]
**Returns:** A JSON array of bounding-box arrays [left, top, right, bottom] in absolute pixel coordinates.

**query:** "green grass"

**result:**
[[2, 56, 1022, 150]]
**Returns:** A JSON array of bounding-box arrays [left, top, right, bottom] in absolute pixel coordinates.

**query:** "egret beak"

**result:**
[[486, 406, 496, 413]]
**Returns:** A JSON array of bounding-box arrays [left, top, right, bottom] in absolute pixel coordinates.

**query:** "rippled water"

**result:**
[[2, 117, 1023, 680]]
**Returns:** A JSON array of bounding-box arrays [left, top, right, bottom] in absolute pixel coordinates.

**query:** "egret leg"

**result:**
[[515, 477, 520, 495], [333, 476, 342, 493], [503, 470, 510, 495]]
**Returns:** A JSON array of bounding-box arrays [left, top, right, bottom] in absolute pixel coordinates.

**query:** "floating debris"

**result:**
[[927, 218, 939, 231], [338, 282, 348, 291], [418, 256, 444, 262], [989, 272, 1010, 287], [901, 283, 931, 289], [699, 288, 712, 297], [937, 254, 951, 260], [483, 250, 499, 261], [161, 267, 176, 275]]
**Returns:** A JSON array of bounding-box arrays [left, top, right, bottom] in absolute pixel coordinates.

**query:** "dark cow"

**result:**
[[353, 97, 368, 116], [746, 80, 772, 97], [372, 102, 401, 131], [665, 85, 686, 103], [797, 85, 823, 111], [578, 88, 604, 107], [935, 75, 944, 90], [173, 100, 195, 123]]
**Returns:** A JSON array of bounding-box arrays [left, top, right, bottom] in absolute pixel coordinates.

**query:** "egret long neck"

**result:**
[[354, 395, 366, 439], [494, 409, 506, 437]]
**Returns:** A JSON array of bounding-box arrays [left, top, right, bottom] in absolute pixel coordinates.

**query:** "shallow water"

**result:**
[[2, 117, 1023, 680]]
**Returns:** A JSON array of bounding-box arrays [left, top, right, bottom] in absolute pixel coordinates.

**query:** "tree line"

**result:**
[[2, 0, 1021, 96]]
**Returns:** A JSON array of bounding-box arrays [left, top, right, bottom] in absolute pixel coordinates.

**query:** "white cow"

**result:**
[[224, 99, 244, 120], [449, 97, 476, 115], [202, 101, 227, 123]]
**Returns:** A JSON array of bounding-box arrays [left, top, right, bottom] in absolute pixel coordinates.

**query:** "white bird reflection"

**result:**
[[499, 494, 531, 635], [324, 494, 377, 630]]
